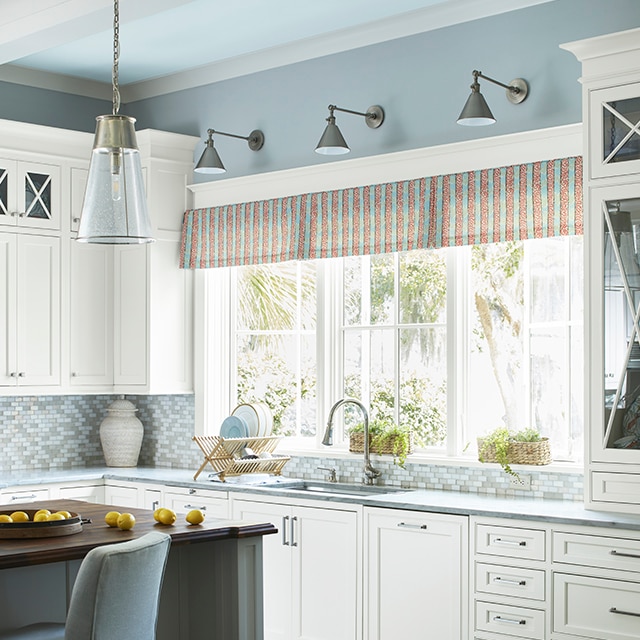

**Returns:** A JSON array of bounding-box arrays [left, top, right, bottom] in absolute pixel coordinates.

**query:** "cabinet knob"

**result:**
[[17, 372, 26, 377], [9, 372, 17, 377], [72, 217, 80, 223], [18, 211, 26, 218], [71, 372, 77, 377]]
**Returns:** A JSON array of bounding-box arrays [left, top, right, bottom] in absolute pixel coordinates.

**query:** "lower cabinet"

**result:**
[[0, 485, 50, 505], [232, 497, 361, 640], [364, 507, 468, 640]]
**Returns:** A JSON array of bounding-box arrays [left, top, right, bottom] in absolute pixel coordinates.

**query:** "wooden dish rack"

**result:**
[[192, 435, 290, 481]]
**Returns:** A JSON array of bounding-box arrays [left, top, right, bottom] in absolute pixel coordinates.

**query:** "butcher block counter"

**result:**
[[0, 499, 277, 640]]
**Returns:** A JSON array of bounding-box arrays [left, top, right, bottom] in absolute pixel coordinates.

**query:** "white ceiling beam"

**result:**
[[0, 0, 194, 65]]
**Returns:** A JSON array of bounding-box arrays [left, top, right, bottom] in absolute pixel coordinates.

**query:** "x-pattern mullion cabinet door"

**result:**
[[0, 159, 60, 231]]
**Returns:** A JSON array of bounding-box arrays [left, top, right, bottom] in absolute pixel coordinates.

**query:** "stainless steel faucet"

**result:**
[[322, 398, 381, 485]]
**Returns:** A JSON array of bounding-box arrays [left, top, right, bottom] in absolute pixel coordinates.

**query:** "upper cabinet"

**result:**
[[0, 160, 60, 231], [563, 27, 640, 513]]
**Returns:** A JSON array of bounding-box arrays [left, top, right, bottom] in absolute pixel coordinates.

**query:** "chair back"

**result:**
[[64, 531, 171, 640]]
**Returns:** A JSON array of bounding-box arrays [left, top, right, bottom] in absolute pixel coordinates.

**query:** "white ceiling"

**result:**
[[0, 0, 552, 101]]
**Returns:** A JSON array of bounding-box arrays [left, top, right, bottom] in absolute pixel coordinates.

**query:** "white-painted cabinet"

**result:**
[[163, 486, 229, 518], [563, 28, 640, 513], [0, 232, 60, 387], [365, 507, 468, 640], [0, 485, 50, 505], [0, 159, 60, 231], [232, 497, 361, 640]]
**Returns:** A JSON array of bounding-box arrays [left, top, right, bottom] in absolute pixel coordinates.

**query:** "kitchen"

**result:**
[[2, 1, 640, 639]]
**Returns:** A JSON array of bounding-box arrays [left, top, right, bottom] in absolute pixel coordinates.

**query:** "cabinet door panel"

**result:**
[[69, 241, 113, 385], [293, 506, 359, 640], [0, 233, 16, 384], [232, 500, 292, 640], [366, 508, 467, 640], [16, 235, 60, 385], [18, 162, 60, 231]]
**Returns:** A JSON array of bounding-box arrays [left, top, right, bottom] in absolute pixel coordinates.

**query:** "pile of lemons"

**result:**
[[103, 507, 205, 531], [0, 509, 72, 523]]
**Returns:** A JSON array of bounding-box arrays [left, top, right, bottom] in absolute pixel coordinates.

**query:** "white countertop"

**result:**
[[4, 466, 640, 531]]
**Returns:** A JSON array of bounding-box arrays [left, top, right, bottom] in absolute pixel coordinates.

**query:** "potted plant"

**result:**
[[477, 426, 551, 479], [349, 417, 413, 468]]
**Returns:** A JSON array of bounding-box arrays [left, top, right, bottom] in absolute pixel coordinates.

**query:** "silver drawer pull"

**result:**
[[398, 522, 427, 530], [610, 550, 640, 559], [183, 504, 206, 511], [282, 516, 289, 546], [494, 616, 526, 625], [12, 494, 36, 501], [493, 537, 526, 547], [610, 607, 640, 618], [493, 576, 526, 586]]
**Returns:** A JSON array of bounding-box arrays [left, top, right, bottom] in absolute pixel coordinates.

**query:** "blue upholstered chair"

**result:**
[[0, 531, 171, 640]]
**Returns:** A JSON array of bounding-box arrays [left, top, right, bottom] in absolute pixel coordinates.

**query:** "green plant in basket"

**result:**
[[477, 426, 545, 480], [350, 417, 412, 468]]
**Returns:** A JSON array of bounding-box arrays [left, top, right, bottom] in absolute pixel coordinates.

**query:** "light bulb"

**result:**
[[110, 150, 122, 202]]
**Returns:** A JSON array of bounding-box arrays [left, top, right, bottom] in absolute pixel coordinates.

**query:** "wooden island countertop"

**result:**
[[0, 498, 277, 570]]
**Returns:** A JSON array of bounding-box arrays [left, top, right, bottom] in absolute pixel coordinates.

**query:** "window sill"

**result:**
[[278, 443, 584, 475]]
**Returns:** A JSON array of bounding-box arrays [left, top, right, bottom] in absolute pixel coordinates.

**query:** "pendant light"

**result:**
[[76, 0, 153, 244]]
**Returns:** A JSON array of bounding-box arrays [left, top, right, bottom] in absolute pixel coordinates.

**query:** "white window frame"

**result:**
[[190, 124, 583, 468]]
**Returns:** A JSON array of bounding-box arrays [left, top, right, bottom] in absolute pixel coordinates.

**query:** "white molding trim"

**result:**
[[188, 123, 583, 210]]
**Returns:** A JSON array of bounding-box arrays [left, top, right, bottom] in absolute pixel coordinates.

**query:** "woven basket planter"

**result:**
[[477, 437, 552, 466], [349, 431, 414, 456]]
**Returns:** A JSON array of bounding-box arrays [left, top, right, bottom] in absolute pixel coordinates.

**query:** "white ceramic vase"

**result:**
[[99, 397, 144, 467]]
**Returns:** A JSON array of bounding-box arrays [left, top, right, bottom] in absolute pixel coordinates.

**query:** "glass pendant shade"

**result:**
[[77, 114, 153, 244], [457, 90, 496, 126], [315, 121, 350, 155], [195, 140, 226, 174], [604, 209, 640, 290]]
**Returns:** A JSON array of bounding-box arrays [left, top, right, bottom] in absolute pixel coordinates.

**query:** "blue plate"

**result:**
[[220, 415, 249, 439]]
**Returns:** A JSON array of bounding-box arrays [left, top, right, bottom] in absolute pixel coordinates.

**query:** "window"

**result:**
[[225, 235, 583, 462]]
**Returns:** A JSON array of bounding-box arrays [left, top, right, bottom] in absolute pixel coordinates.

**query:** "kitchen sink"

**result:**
[[275, 480, 407, 497]]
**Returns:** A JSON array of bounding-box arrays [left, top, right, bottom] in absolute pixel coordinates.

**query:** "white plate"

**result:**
[[220, 415, 249, 439], [232, 404, 260, 437], [253, 402, 273, 437]]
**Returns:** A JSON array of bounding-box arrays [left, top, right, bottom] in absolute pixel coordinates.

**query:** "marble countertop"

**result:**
[[4, 466, 640, 531]]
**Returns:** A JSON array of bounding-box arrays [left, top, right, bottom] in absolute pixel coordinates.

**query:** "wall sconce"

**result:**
[[457, 70, 529, 126], [315, 104, 385, 155], [195, 128, 265, 174], [77, 0, 153, 244]]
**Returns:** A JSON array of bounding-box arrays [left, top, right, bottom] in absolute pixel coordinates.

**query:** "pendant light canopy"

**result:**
[[315, 104, 384, 155], [76, 0, 153, 244], [457, 70, 529, 127]]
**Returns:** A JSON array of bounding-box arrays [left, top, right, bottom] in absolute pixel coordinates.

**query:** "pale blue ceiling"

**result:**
[[14, 0, 453, 85]]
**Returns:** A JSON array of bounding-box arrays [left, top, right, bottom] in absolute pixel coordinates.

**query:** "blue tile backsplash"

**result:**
[[0, 395, 583, 500]]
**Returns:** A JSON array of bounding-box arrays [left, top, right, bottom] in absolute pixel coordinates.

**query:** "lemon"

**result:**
[[185, 509, 205, 525], [55, 510, 72, 519], [153, 507, 164, 523], [46, 513, 65, 521], [34, 509, 50, 518], [0, 514, 13, 523], [156, 508, 176, 526], [10, 511, 29, 522], [104, 511, 121, 527], [33, 512, 49, 522], [116, 513, 136, 531]]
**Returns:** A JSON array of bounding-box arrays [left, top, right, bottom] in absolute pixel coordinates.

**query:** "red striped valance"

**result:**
[[180, 156, 582, 268]]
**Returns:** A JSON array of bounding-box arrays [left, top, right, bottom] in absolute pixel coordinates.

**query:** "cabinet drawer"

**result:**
[[592, 472, 640, 506], [554, 573, 640, 640], [475, 600, 545, 639], [553, 531, 640, 573], [476, 524, 545, 561], [164, 491, 228, 519], [475, 562, 545, 601], [0, 487, 49, 505]]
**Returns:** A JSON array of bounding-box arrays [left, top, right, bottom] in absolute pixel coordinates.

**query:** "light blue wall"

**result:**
[[129, 0, 640, 181], [0, 81, 110, 133]]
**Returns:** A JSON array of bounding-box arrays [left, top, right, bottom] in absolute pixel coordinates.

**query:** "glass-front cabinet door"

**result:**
[[590, 82, 640, 180], [0, 159, 60, 231], [591, 183, 640, 463]]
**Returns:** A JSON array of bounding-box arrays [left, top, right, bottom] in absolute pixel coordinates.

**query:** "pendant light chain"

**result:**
[[112, 0, 121, 115]]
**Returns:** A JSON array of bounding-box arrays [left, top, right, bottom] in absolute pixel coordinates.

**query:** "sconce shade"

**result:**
[[457, 90, 496, 126], [77, 114, 153, 244], [316, 121, 350, 155], [195, 140, 226, 174]]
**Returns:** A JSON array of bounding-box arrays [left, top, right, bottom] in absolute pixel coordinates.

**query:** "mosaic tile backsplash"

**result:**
[[0, 395, 583, 500]]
